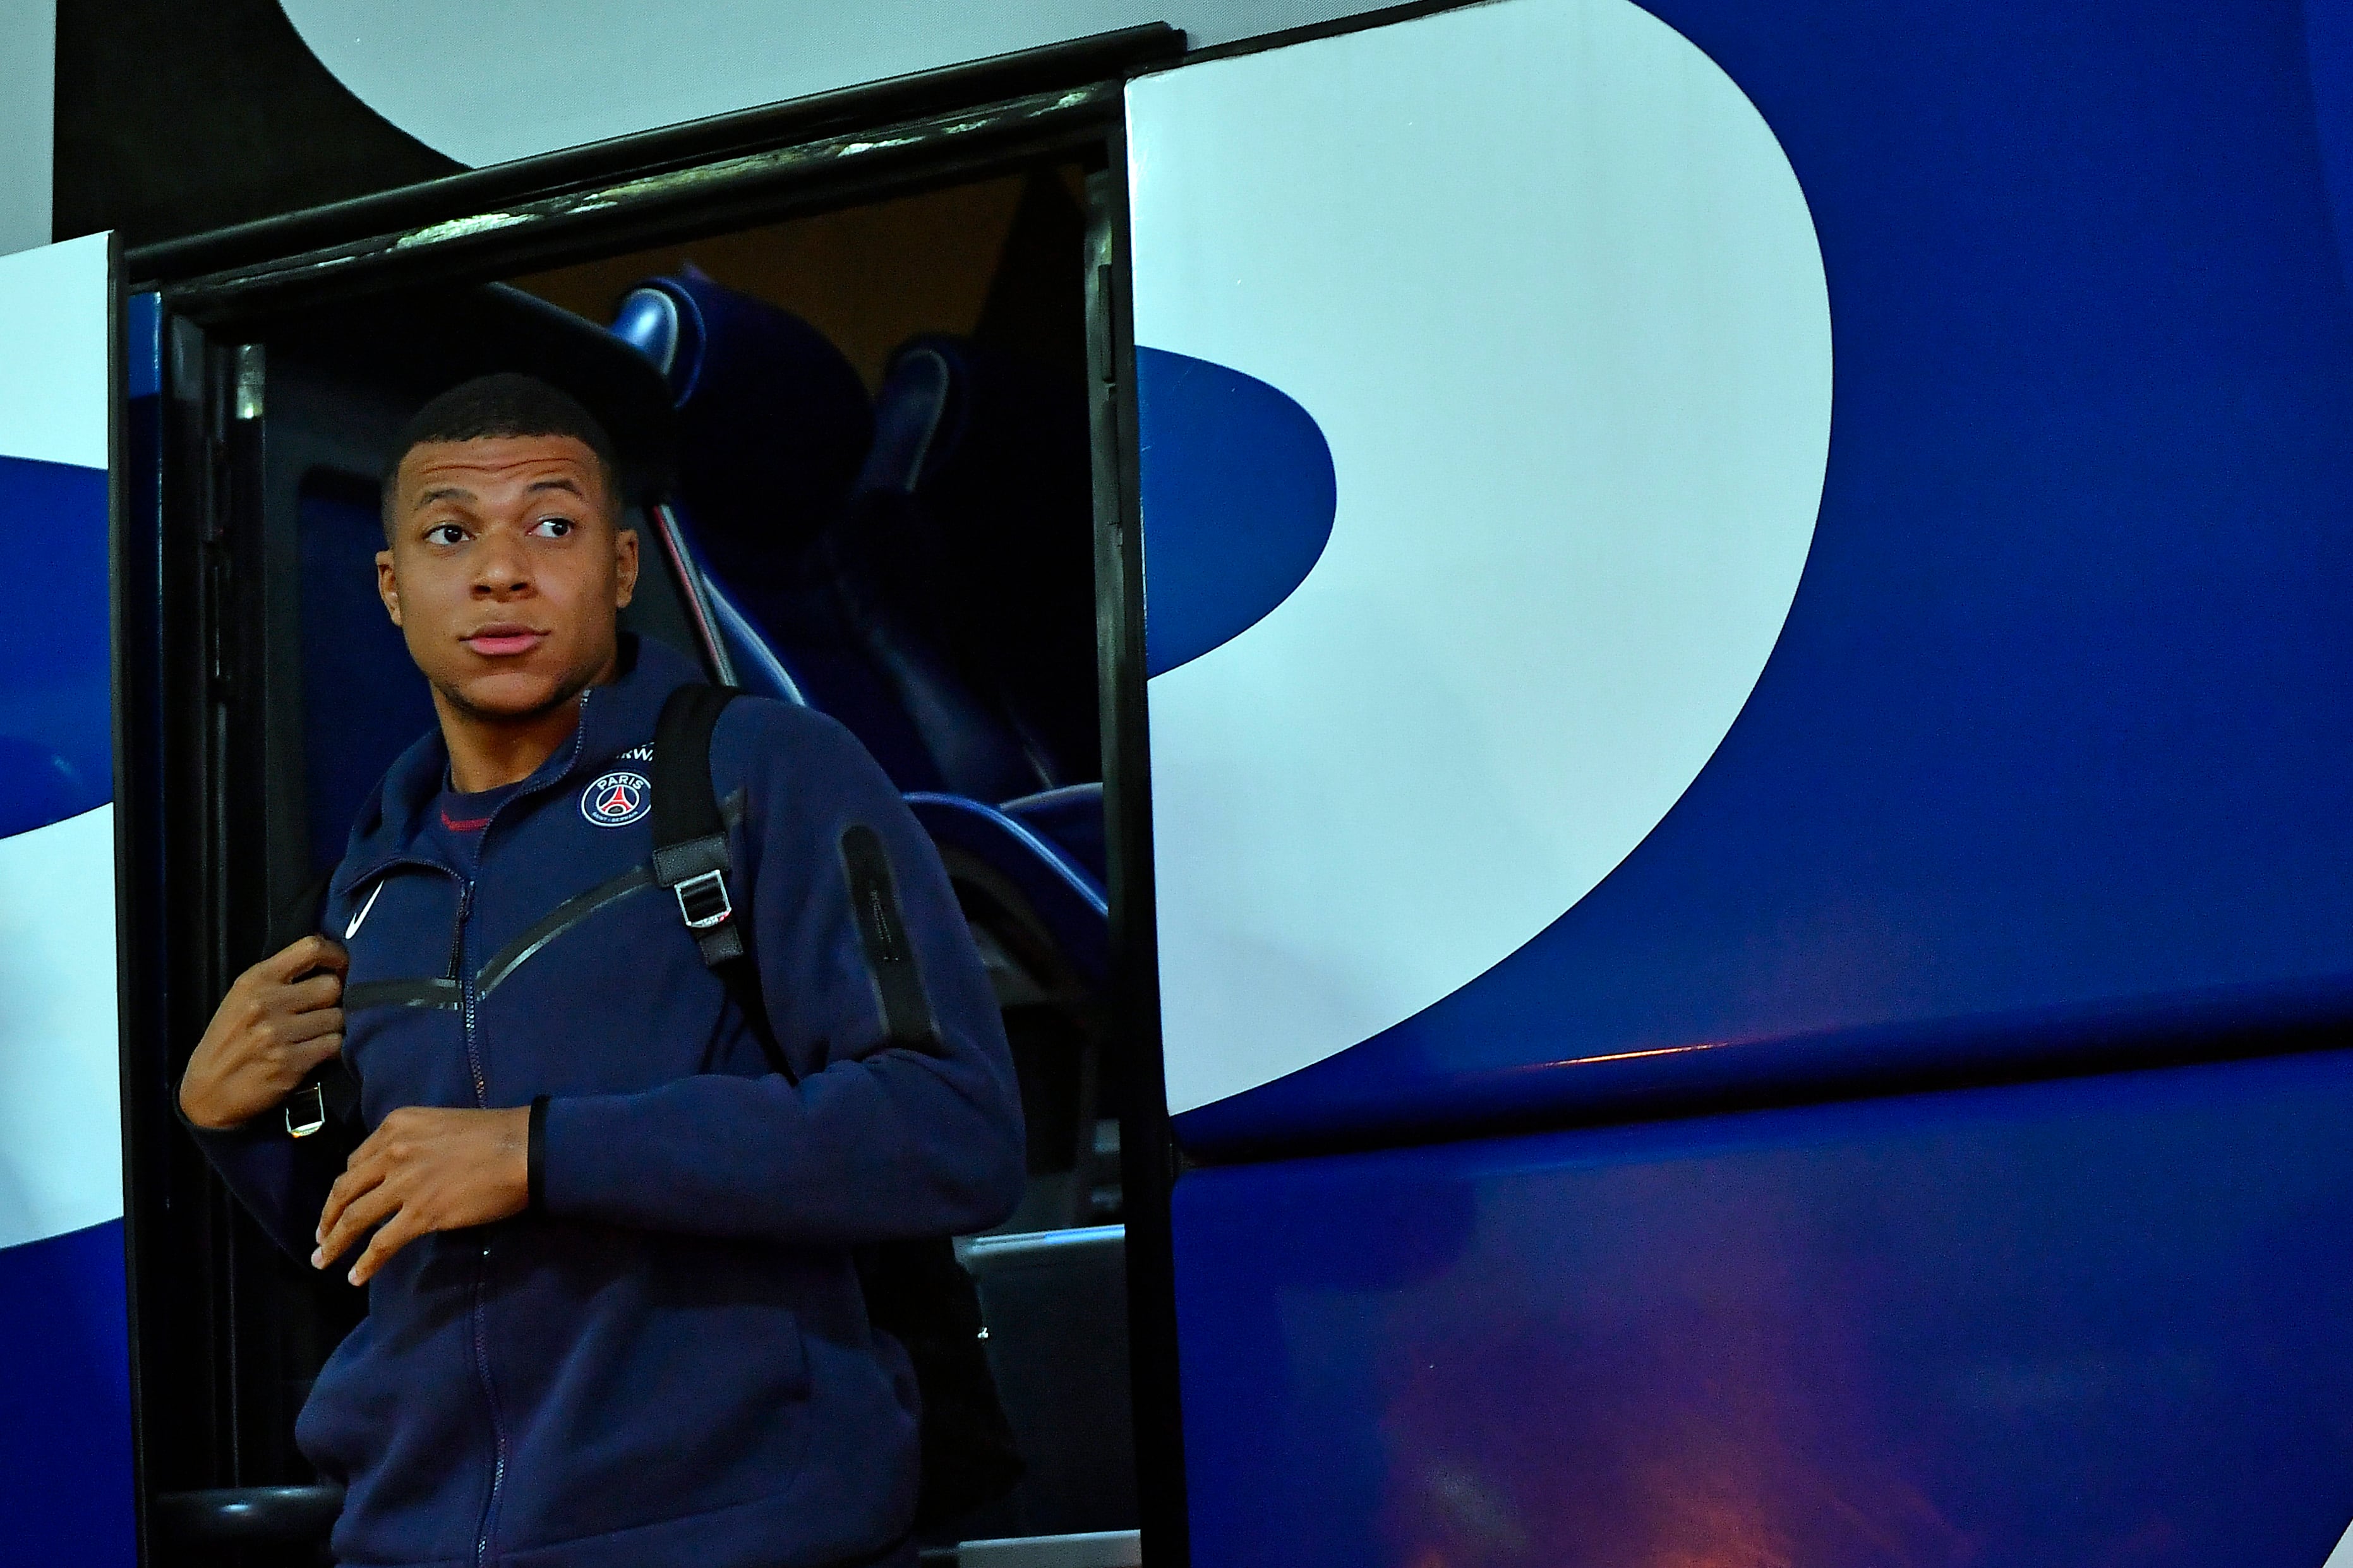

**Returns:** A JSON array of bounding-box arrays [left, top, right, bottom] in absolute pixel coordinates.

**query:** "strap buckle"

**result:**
[[674, 868, 734, 930], [286, 1084, 327, 1139]]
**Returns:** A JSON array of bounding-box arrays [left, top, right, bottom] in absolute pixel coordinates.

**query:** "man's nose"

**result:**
[[469, 534, 531, 595]]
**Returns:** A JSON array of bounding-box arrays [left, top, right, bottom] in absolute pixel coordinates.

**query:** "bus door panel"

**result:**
[[1129, 1, 2353, 1559], [0, 231, 136, 1565], [1128, 0, 2353, 1149]]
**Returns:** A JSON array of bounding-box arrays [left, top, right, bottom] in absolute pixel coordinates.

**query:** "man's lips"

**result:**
[[462, 626, 548, 657]]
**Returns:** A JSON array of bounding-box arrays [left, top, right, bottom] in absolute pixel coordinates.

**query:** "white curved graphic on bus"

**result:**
[[0, 806, 122, 1251], [0, 235, 119, 1249], [0, 231, 133, 1567], [1128, 0, 1835, 1116]]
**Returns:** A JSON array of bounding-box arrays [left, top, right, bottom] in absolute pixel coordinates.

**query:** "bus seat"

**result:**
[[613, 276, 978, 792], [905, 792, 1108, 988], [610, 288, 1117, 1130], [609, 271, 870, 596], [998, 784, 1108, 887], [849, 336, 1101, 793], [701, 553, 805, 705]]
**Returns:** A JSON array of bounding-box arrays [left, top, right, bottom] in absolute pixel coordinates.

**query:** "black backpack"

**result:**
[[650, 683, 1025, 1532]]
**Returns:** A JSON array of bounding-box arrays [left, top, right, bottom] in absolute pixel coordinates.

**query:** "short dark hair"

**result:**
[[383, 373, 622, 539]]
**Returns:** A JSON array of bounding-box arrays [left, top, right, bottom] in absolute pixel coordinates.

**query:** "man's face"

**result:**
[[378, 434, 639, 723]]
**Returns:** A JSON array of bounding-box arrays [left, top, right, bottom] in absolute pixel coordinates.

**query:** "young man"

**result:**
[[180, 373, 1025, 1568]]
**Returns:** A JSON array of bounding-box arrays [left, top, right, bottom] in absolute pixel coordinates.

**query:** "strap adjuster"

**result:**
[[675, 868, 733, 930], [286, 1084, 327, 1139]]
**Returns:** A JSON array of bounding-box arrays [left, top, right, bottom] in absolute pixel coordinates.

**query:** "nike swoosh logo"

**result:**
[[344, 880, 385, 942]]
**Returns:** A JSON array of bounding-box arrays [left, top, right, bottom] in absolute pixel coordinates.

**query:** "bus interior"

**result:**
[[138, 155, 1145, 1565]]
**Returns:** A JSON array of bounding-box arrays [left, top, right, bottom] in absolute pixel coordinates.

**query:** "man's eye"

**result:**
[[424, 524, 467, 546], [531, 516, 574, 538]]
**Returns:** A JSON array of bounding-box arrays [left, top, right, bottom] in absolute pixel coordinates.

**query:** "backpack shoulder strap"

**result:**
[[279, 865, 359, 1135], [651, 683, 794, 1082], [651, 683, 745, 966]]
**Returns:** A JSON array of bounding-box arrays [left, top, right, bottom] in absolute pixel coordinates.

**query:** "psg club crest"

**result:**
[[581, 770, 651, 829]]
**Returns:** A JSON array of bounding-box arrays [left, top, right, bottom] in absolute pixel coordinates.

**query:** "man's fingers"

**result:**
[[321, 1141, 385, 1221], [280, 971, 345, 1014], [347, 1212, 424, 1287], [263, 935, 325, 982], [267, 933, 349, 983], [290, 1033, 344, 1077], [316, 1152, 387, 1247], [315, 1178, 399, 1271], [280, 1005, 346, 1047]]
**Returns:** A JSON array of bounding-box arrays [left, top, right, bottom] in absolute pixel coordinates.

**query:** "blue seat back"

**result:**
[[611, 271, 871, 597], [615, 278, 1057, 800], [849, 335, 1101, 791]]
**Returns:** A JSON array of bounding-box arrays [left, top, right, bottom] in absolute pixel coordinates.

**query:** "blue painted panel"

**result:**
[[0, 1221, 135, 1566], [1162, 0, 2353, 1150], [1175, 1049, 2353, 1567], [1135, 348, 1335, 676], [0, 454, 112, 837]]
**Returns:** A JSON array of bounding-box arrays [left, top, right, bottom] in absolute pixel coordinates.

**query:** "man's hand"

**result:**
[[313, 1105, 531, 1285], [180, 935, 349, 1131]]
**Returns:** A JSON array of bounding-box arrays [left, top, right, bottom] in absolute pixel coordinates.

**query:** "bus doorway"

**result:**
[[124, 76, 1167, 1568]]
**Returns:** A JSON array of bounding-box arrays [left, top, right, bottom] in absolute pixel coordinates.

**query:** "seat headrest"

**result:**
[[849, 334, 1100, 786], [610, 285, 695, 384], [856, 335, 1088, 509], [611, 272, 872, 587], [854, 342, 954, 498]]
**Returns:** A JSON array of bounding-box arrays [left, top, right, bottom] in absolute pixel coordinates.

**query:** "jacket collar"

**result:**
[[333, 633, 705, 895]]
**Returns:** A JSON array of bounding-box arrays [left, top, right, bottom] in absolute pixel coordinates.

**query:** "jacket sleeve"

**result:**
[[185, 1101, 358, 1264], [538, 707, 1028, 1245]]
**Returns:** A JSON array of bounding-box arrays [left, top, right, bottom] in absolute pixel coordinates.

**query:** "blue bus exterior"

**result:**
[[1129, 1, 2353, 1562], [11, 0, 2353, 1560]]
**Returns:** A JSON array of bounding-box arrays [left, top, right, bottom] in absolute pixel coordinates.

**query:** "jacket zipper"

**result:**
[[463, 696, 591, 1567], [349, 859, 506, 1564], [455, 880, 483, 1102], [454, 873, 508, 1568], [336, 696, 601, 1566], [446, 877, 471, 985]]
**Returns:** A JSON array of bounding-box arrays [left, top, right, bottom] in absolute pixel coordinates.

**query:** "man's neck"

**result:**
[[438, 693, 587, 794]]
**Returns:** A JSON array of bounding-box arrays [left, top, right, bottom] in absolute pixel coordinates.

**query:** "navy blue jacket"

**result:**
[[191, 635, 1026, 1568]]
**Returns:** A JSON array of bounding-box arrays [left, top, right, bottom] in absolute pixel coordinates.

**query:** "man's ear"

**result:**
[[613, 527, 639, 610], [376, 548, 403, 626]]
